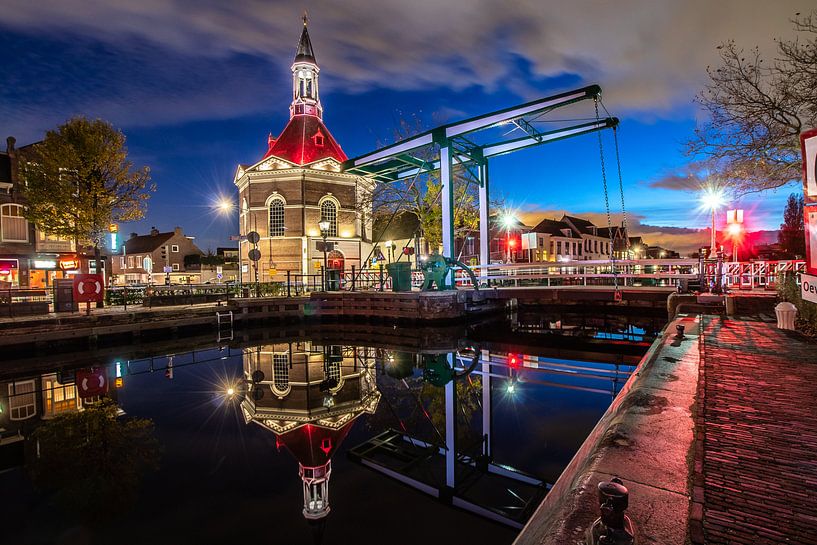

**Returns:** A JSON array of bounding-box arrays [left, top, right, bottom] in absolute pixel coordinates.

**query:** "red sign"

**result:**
[[76, 368, 108, 397], [73, 274, 105, 303], [802, 128, 817, 204], [802, 129, 817, 274]]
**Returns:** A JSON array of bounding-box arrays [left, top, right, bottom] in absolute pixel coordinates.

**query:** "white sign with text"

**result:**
[[801, 272, 817, 304]]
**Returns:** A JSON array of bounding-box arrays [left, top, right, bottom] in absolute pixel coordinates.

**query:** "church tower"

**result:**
[[234, 17, 373, 281], [290, 16, 322, 120]]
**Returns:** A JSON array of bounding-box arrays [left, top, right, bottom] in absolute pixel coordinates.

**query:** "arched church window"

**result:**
[[272, 353, 290, 396], [320, 200, 337, 237], [269, 198, 285, 237]]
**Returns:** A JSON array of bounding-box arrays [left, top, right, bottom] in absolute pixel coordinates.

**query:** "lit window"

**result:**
[[171, 245, 179, 253], [272, 353, 290, 396], [269, 199, 285, 237], [1, 204, 28, 243], [320, 200, 337, 237], [43, 375, 79, 417]]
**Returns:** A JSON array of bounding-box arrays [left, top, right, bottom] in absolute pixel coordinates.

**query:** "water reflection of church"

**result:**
[[239, 342, 380, 519]]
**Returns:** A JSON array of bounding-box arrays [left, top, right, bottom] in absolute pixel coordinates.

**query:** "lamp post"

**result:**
[[501, 212, 516, 263], [319, 219, 330, 291], [385, 240, 394, 263], [701, 187, 725, 258], [216, 197, 237, 288]]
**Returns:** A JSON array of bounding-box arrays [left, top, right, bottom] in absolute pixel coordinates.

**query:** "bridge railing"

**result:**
[[458, 259, 699, 288], [454, 259, 806, 290]]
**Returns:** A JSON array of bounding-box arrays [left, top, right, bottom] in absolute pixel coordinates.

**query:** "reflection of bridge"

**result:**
[[349, 349, 636, 528]]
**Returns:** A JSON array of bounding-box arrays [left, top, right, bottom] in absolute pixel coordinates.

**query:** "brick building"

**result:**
[[233, 20, 373, 282], [0, 137, 77, 288], [110, 226, 204, 285]]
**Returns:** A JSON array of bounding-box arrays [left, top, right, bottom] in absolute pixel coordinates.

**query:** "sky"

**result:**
[[1, 0, 812, 255]]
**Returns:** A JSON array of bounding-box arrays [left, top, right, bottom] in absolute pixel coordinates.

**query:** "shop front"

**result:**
[[27, 255, 81, 288], [0, 258, 21, 287]]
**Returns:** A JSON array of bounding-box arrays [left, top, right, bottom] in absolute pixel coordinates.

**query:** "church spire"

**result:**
[[295, 12, 316, 64], [290, 14, 322, 119]]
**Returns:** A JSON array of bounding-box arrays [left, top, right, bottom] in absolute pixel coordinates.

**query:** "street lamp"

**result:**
[[319, 219, 330, 291], [385, 240, 394, 263], [501, 212, 517, 263], [700, 186, 726, 257], [215, 197, 238, 288]]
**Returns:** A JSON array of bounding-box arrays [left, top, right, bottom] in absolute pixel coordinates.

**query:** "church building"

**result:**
[[234, 18, 373, 282]]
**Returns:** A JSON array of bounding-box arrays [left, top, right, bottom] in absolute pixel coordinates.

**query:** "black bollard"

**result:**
[[585, 477, 635, 545]]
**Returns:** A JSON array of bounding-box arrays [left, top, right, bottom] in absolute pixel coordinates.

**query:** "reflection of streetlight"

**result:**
[[319, 219, 330, 291], [701, 186, 726, 256]]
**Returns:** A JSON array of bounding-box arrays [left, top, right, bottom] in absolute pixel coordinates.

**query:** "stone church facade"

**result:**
[[234, 19, 372, 282]]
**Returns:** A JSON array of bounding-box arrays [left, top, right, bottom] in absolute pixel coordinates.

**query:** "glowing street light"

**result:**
[[700, 186, 726, 256], [500, 211, 518, 263], [216, 197, 234, 215]]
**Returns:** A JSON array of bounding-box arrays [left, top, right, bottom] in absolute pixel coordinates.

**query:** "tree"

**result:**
[[689, 11, 817, 193], [19, 117, 154, 266], [363, 115, 483, 256], [27, 399, 160, 520], [779, 193, 806, 258]]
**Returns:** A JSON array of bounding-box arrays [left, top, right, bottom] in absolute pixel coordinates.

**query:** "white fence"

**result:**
[[340, 259, 806, 291]]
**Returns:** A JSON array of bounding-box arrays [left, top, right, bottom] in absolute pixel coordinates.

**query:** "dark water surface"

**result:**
[[0, 313, 659, 545]]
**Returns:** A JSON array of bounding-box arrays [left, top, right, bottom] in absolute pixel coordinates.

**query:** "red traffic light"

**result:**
[[402, 247, 415, 255], [508, 353, 520, 368], [508, 239, 517, 248]]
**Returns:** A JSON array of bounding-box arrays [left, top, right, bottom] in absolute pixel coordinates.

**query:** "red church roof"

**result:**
[[262, 115, 347, 166], [276, 421, 355, 468]]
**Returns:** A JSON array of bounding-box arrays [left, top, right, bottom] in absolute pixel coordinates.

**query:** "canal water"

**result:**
[[0, 312, 661, 545]]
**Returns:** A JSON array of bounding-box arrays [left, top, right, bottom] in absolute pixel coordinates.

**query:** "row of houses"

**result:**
[[2, 133, 243, 287], [373, 211, 679, 266]]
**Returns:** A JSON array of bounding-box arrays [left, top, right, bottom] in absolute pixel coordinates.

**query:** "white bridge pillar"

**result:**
[[481, 349, 492, 458], [479, 161, 490, 283], [445, 353, 456, 489], [440, 145, 455, 285]]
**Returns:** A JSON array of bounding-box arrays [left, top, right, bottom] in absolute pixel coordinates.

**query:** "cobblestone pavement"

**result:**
[[691, 317, 817, 545]]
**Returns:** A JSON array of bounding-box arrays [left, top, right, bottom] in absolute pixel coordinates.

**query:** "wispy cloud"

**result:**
[[1, 0, 813, 138]]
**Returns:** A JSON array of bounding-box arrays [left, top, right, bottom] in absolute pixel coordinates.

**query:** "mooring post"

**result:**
[[585, 477, 635, 545]]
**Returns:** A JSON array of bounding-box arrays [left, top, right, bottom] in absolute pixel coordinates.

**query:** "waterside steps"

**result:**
[[348, 428, 548, 529]]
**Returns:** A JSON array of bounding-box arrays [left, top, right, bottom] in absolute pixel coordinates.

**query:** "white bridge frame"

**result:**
[[344, 85, 617, 280]]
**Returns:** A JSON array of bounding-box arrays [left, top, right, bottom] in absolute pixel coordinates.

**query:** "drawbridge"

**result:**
[[343, 84, 623, 284]]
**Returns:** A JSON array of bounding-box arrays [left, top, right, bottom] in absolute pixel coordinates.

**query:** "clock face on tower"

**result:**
[[303, 104, 317, 116]]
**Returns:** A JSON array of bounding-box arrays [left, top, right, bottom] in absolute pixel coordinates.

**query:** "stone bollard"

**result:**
[[774, 302, 797, 330], [586, 477, 636, 545]]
